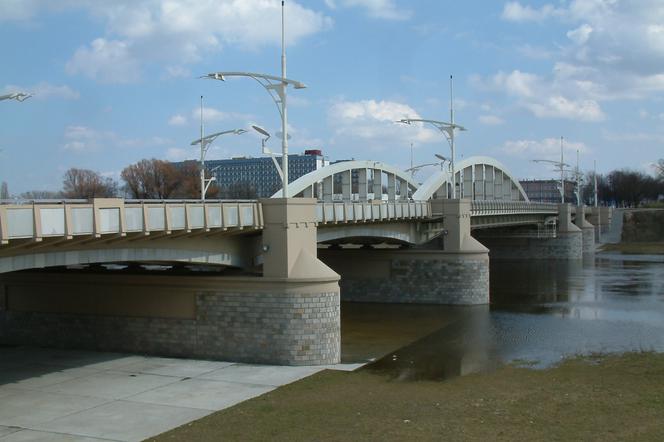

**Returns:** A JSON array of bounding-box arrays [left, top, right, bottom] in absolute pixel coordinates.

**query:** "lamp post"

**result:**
[[398, 118, 466, 198], [532, 136, 570, 203], [190, 96, 246, 201], [201, 2, 306, 198], [0, 92, 31, 102]]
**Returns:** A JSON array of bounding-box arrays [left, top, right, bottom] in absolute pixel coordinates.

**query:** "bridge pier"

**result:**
[[319, 199, 489, 305], [575, 205, 596, 255], [0, 199, 341, 366], [475, 204, 583, 260], [589, 207, 612, 242]]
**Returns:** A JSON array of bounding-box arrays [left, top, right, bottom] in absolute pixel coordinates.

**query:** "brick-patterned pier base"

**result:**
[[0, 272, 340, 366], [320, 249, 489, 305]]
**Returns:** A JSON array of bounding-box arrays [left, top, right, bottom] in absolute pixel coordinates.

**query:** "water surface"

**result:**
[[341, 255, 664, 380]]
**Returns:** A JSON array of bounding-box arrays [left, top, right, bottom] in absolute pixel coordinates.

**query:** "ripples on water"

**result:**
[[343, 255, 664, 380]]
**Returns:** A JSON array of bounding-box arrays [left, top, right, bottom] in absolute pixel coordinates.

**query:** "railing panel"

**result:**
[[324, 204, 334, 222], [189, 206, 204, 229], [346, 204, 354, 221], [387, 204, 395, 219], [241, 205, 254, 226], [207, 206, 222, 228], [125, 207, 143, 232], [334, 204, 344, 222], [7, 208, 33, 238], [148, 207, 165, 231], [316, 204, 324, 223], [71, 207, 94, 234], [169, 206, 186, 230], [40, 208, 65, 236], [224, 205, 239, 227], [99, 207, 120, 234]]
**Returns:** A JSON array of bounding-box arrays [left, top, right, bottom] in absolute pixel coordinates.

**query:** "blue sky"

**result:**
[[1, 0, 663, 194]]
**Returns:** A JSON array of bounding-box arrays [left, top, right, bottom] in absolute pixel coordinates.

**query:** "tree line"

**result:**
[[6, 158, 256, 200], [581, 161, 664, 207]]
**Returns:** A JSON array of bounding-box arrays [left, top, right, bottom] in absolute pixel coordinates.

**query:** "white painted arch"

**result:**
[[272, 160, 419, 201], [412, 156, 530, 202]]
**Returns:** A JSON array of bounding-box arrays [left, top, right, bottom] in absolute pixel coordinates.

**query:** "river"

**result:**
[[341, 254, 664, 380]]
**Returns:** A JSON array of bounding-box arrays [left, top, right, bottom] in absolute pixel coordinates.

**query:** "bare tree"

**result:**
[[121, 159, 180, 199], [20, 190, 64, 199], [62, 168, 118, 199], [655, 159, 664, 180]]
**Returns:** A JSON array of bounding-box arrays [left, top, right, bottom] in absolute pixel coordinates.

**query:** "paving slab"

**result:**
[[0, 429, 111, 441], [196, 363, 322, 386], [0, 365, 101, 390], [0, 389, 109, 427], [126, 378, 273, 411], [42, 371, 181, 400], [32, 400, 210, 442], [114, 358, 234, 378], [0, 426, 20, 438]]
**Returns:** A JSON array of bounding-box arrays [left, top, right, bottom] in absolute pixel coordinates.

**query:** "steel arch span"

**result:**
[[412, 156, 530, 202], [272, 160, 419, 201]]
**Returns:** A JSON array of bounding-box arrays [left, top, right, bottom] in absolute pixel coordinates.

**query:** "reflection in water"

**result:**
[[342, 255, 664, 381]]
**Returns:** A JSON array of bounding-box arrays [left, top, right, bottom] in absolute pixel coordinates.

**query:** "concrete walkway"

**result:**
[[0, 346, 363, 441]]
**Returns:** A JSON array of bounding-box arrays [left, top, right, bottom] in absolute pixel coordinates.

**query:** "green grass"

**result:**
[[149, 352, 664, 442]]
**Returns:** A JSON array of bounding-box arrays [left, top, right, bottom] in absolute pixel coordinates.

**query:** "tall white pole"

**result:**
[[560, 136, 564, 204], [450, 75, 456, 199], [576, 149, 580, 205], [594, 160, 598, 207], [281, 0, 289, 198], [200, 95, 205, 201]]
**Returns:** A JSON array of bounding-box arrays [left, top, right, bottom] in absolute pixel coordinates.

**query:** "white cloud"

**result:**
[[478, 115, 504, 125], [164, 66, 191, 79], [328, 99, 437, 148], [168, 114, 188, 126], [63, 125, 172, 153], [567, 24, 593, 45], [166, 147, 192, 161], [333, 0, 411, 20], [501, 2, 564, 22], [191, 107, 252, 123], [500, 1, 664, 101], [66, 38, 141, 84], [475, 69, 606, 122], [55, 1, 332, 83], [3, 82, 79, 100], [63, 126, 106, 153], [501, 137, 589, 158]]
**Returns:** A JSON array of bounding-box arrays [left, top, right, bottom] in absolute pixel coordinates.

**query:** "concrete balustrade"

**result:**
[[0, 199, 263, 245]]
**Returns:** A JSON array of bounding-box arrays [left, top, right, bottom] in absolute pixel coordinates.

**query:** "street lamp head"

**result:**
[[202, 72, 225, 81], [293, 81, 307, 89], [434, 154, 448, 162], [234, 128, 248, 135], [252, 125, 271, 139], [396, 119, 412, 125]]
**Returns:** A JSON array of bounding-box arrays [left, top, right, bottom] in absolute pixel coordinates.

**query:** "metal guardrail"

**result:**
[[0, 200, 263, 245], [470, 200, 559, 216], [316, 201, 430, 224]]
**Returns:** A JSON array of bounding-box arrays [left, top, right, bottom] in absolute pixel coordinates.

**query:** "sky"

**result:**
[[1, 0, 663, 194]]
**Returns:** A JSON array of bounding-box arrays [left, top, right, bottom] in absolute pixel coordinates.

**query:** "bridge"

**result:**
[[0, 155, 613, 366]]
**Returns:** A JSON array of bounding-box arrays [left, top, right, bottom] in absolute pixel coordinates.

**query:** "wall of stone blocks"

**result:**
[[581, 227, 596, 254], [476, 231, 583, 260], [0, 281, 340, 366], [320, 250, 489, 305]]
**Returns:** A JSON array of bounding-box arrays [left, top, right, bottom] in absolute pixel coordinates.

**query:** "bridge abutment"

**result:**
[[0, 198, 342, 366]]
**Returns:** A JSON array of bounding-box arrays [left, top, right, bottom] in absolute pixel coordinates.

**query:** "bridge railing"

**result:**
[[316, 200, 431, 224], [470, 200, 559, 216], [0, 199, 263, 245]]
